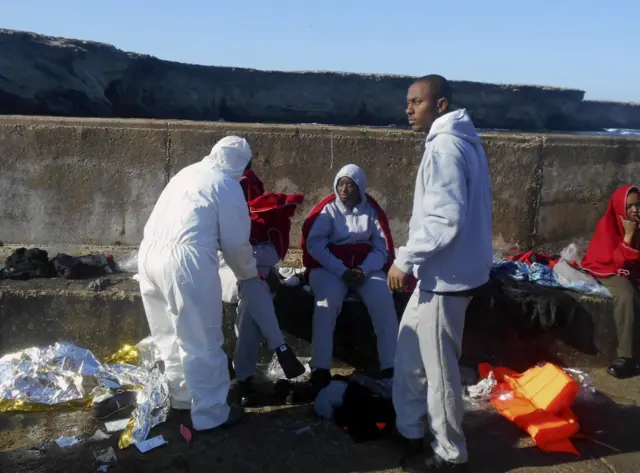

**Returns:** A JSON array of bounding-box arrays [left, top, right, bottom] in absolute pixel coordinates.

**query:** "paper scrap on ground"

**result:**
[[180, 424, 192, 444], [135, 435, 167, 453], [105, 418, 130, 432], [55, 435, 80, 448], [93, 446, 117, 463], [89, 429, 111, 442]]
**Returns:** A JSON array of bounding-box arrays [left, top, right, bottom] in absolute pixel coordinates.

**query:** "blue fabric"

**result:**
[[491, 260, 560, 288]]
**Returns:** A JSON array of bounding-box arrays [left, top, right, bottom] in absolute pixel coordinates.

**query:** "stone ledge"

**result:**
[[0, 272, 617, 370]]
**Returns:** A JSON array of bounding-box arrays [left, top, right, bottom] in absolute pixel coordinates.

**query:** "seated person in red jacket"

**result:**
[[301, 164, 399, 394], [234, 166, 306, 405], [582, 184, 640, 379]]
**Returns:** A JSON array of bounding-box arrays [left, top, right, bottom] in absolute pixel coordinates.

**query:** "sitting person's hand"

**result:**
[[342, 268, 365, 291], [621, 216, 638, 244]]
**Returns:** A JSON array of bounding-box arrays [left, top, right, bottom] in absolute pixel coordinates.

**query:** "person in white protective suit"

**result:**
[[138, 136, 300, 431]]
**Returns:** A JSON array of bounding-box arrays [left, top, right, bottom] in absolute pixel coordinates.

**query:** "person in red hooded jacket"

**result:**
[[233, 165, 307, 406], [582, 185, 640, 379]]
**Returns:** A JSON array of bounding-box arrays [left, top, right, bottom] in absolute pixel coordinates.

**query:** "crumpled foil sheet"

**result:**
[[0, 337, 170, 448], [118, 361, 170, 449]]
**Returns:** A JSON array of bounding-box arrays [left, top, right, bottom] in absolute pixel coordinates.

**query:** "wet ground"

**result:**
[[0, 367, 639, 473]]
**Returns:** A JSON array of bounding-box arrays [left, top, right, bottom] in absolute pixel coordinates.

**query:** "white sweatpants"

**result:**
[[393, 290, 471, 464], [233, 243, 286, 381], [138, 240, 231, 431], [309, 267, 398, 371]]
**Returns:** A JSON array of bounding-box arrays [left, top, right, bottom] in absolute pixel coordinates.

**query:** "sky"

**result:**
[[2, 0, 639, 102]]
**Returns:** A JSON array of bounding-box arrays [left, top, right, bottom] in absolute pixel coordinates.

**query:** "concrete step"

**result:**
[[0, 267, 617, 372]]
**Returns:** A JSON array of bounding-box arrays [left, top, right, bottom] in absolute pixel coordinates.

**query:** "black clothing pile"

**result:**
[[51, 253, 116, 279], [0, 248, 56, 280], [1, 248, 116, 281], [466, 274, 598, 354]]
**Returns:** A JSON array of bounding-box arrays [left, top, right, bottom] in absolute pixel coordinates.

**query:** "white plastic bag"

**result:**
[[116, 250, 138, 273], [560, 244, 580, 265]]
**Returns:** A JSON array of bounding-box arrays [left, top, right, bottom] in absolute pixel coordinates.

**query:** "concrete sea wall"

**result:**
[[1, 115, 640, 251]]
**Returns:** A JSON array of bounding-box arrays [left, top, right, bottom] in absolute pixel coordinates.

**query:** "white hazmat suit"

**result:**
[[138, 136, 257, 431]]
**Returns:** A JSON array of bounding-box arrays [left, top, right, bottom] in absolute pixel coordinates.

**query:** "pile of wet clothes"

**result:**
[[1, 247, 116, 281], [314, 373, 395, 443]]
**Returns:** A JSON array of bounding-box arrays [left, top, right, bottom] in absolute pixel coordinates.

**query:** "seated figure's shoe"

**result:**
[[196, 405, 244, 433], [310, 368, 332, 397], [237, 377, 255, 408], [275, 344, 306, 379]]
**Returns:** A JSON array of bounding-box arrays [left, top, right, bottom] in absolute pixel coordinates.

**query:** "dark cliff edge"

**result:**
[[1, 29, 638, 131]]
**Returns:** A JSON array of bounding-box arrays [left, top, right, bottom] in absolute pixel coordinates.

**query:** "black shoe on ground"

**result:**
[[401, 452, 468, 472], [91, 391, 137, 420], [274, 379, 295, 405], [275, 344, 306, 379], [310, 368, 332, 397], [380, 367, 394, 379], [237, 378, 255, 408], [196, 405, 244, 433], [607, 357, 640, 379]]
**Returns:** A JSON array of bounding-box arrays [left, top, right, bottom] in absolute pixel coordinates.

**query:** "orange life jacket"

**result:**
[[478, 362, 580, 455]]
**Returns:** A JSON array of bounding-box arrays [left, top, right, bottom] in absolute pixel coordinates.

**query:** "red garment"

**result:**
[[249, 192, 304, 260], [240, 169, 265, 202], [300, 194, 418, 292], [301, 194, 395, 272], [506, 251, 563, 269], [582, 185, 640, 279]]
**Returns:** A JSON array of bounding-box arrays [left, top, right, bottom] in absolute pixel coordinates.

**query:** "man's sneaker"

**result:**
[[237, 378, 255, 407], [401, 452, 468, 472], [310, 368, 332, 397], [607, 357, 640, 379], [275, 344, 306, 379]]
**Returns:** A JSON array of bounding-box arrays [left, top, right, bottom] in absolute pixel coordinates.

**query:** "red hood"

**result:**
[[582, 184, 640, 279]]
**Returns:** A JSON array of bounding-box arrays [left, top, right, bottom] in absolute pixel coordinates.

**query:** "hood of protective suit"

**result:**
[[333, 164, 367, 206], [426, 109, 481, 145], [202, 136, 252, 181]]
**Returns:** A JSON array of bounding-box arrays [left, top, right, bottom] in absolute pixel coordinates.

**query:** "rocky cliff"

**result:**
[[1, 29, 638, 131]]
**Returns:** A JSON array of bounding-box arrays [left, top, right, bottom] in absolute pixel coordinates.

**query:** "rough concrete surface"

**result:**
[[0, 369, 638, 473], [2, 117, 640, 251], [2, 29, 640, 132]]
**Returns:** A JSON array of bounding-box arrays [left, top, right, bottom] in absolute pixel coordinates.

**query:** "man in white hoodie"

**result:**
[[388, 75, 493, 472]]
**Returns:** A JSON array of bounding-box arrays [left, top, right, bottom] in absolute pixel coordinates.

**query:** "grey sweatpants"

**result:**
[[234, 243, 286, 381], [393, 289, 471, 464], [309, 267, 398, 371]]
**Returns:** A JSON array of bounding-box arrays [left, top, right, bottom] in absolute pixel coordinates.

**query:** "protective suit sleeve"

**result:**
[[306, 211, 349, 277], [218, 182, 259, 281], [395, 151, 468, 273], [359, 215, 388, 275]]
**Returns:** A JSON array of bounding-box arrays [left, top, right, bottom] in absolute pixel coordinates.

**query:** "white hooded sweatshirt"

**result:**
[[394, 109, 493, 292], [142, 136, 258, 280], [306, 164, 389, 277]]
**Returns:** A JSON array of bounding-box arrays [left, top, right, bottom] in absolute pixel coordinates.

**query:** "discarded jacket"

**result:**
[[478, 362, 580, 455], [51, 254, 116, 279], [316, 374, 395, 443], [1, 248, 56, 280], [467, 275, 598, 354]]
